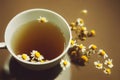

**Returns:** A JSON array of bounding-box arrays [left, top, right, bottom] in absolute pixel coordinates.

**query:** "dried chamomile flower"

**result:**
[[76, 18, 84, 26], [71, 26, 77, 30], [79, 36, 87, 41], [70, 22, 77, 30], [94, 61, 103, 69], [68, 45, 79, 56], [60, 59, 70, 70], [78, 44, 86, 53], [70, 22, 76, 27], [78, 26, 88, 41], [104, 59, 113, 68], [70, 50, 78, 56], [103, 67, 111, 75], [81, 55, 88, 62], [81, 9, 88, 14], [80, 26, 87, 32], [89, 44, 97, 50], [31, 50, 44, 61], [88, 29, 96, 37], [98, 49, 108, 59], [37, 16, 48, 23], [18, 54, 30, 61], [70, 39, 77, 47], [87, 44, 97, 55], [82, 30, 88, 37]]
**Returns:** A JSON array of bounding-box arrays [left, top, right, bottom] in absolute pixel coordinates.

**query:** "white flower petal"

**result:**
[[104, 54, 108, 59], [60, 59, 70, 70], [108, 64, 114, 68]]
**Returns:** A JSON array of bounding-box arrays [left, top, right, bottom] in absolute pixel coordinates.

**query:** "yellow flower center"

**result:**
[[78, 44, 84, 50], [81, 55, 88, 62], [40, 18, 47, 23], [22, 54, 27, 60], [79, 19, 84, 25], [100, 50, 106, 56], [107, 61, 112, 65], [90, 30, 96, 36], [63, 61, 68, 66], [81, 26, 86, 31], [71, 40, 75, 45], [106, 68, 111, 74], [35, 51, 41, 58], [97, 63, 102, 67], [91, 44, 97, 50], [70, 22, 76, 27]]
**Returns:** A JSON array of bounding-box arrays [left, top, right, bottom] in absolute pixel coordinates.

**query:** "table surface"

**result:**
[[0, 0, 120, 80]]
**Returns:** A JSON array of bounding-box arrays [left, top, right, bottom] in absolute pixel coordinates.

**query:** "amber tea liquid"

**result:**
[[11, 20, 65, 60]]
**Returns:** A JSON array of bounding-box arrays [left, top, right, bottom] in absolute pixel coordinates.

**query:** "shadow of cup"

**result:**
[[2, 57, 62, 80]]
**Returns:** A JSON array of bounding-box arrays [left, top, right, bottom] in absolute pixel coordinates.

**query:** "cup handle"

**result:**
[[0, 42, 6, 49]]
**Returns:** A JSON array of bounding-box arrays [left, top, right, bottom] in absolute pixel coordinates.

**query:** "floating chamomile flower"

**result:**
[[104, 59, 113, 68], [98, 49, 108, 59], [18, 54, 30, 61], [76, 18, 84, 26], [94, 61, 103, 69], [60, 59, 70, 70], [103, 67, 111, 75], [31, 50, 44, 61], [37, 16, 48, 23]]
